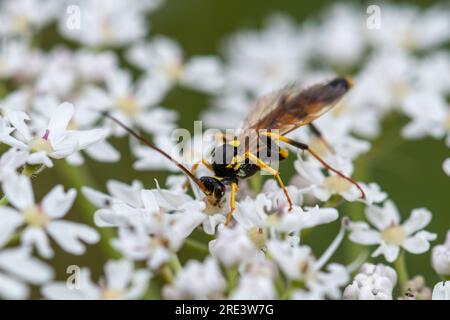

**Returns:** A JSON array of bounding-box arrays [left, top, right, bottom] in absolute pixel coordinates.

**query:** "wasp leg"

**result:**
[[183, 160, 214, 190], [308, 123, 335, 154], [245, 151, 293, 211], [263, 132, 366, 199], [226, 182, 239, 225]]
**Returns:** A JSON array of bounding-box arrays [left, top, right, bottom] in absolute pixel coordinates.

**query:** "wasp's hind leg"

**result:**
[[225, 182, 239, 225], [263, 132, 366, 199], [245, 152, 293, 211], [308, 123, 335, 154]]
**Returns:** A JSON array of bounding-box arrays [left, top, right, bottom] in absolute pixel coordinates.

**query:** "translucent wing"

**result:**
[[241, 77, 352, 135]]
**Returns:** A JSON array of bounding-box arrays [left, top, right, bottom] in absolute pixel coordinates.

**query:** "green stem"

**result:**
[[225, 266, 239, 295], [393, 250, 409, 291], [183, 238, 209, 254], [170, 253, 182, 273], [160, 265, 174, 283], [54, 160, 120, 259]]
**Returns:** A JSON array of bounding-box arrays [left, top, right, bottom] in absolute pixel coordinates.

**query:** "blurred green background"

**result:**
[[31, 0, 449, 295]]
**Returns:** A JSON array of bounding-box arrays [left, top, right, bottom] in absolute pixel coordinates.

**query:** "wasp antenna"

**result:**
[[100, 112, 207, 192]]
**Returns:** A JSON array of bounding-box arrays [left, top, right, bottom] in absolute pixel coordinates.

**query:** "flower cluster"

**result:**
[[0, 0, 448, 300]]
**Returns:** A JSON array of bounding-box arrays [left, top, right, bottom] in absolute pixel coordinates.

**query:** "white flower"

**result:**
[[432, 281, 450, 300], [432, 230, 450, 276], [442, 158, 450, 177], [82, 70, 176, 137], [209, 224, 257, 267], [231, 256, 277, 300], [58, 0, 160, 47], [0, 0, 60, 36], [294, 157, 386, 204], [0, 173, 99, 258], [127, 36, 225, 93], [223, 14, 306, 96], [401, 90, 450, 147], [0, 102, 108, 167], [0, 247, 53, 299], [343, 263, 397, 300], [42, 259, 151, 300], [0, 148, 28, 181], [267, 239, 349, 300], [163, 257, 226, 299], [349, 200, 437, 262]]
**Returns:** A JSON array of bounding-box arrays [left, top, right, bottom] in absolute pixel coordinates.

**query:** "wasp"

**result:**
[[103, 77, 365, 225]]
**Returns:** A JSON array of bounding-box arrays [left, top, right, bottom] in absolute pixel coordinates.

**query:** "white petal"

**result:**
[[432, 281, 450, 300], [42, 185, 76, 218], [365, 200, 400, 231], [47, 221, 99, 255], [3, 109, 31, 141], [107, 180, 143, 207], [349, 225, 381, 245], [49, 134, 79, 158], [402, 208, 432, 235], [0, 247, 53, 284], [27, 151, 53, 167], [2, 173, 34, 209], [126, 269, 152, 299], [69, 128, 109, 150], [0, 207, 23, 246], [443, 158, 450, 177], [403, 231, 437, 254], [84, 140, 120, 162], [81, 186, 112, 208], [22, 227, 54, 259], [0, 273, 29, 299], [105, 260, 132, 291], [372, 244, 400, 263], [140, 190, 159, 214], [47, 102, 74, 137]]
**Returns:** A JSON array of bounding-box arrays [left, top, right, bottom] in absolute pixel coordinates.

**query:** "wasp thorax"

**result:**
[[212, 143, 237, 165]]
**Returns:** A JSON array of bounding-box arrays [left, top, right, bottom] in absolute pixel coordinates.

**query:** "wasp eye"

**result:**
[[328, 77, 352, 90]]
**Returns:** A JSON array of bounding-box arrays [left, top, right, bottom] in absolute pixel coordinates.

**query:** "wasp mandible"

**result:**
[[103, 77, 365, 225]]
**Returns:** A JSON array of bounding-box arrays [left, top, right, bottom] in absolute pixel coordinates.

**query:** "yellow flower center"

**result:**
[[23, 205, 49, 227], [381, 225, 406, 246], [248, 227, 265, 249], [29, 138, 54, 153], [309, 137, 329, 157], [391, 81, 409, 99], [444, 113, 450, 131], [13, 15, 30, 34], [164, 62, 183, 80], [101, 288, 125, 300], [117, 96, 139, 117], [323, 175, 352, 194]]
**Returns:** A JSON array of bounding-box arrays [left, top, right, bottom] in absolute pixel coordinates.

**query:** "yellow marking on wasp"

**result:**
[[226, 182, 239, 225], [229, 139, 241, 147], [279, 147, 289, 159], [245, 152, 293, 210]]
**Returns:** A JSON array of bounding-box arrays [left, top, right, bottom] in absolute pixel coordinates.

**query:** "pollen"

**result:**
[[29, 137, 54, 154], [101, 288, 125, 300], [248, 227, 265, 249], [323, 175, 352, 194], [117, 96, 139, 116], [23, 205, 50, 228], [381, 225, 406, 246]]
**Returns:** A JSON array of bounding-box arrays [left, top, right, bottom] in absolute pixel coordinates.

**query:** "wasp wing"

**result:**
[[241, 77, 352, 135]]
